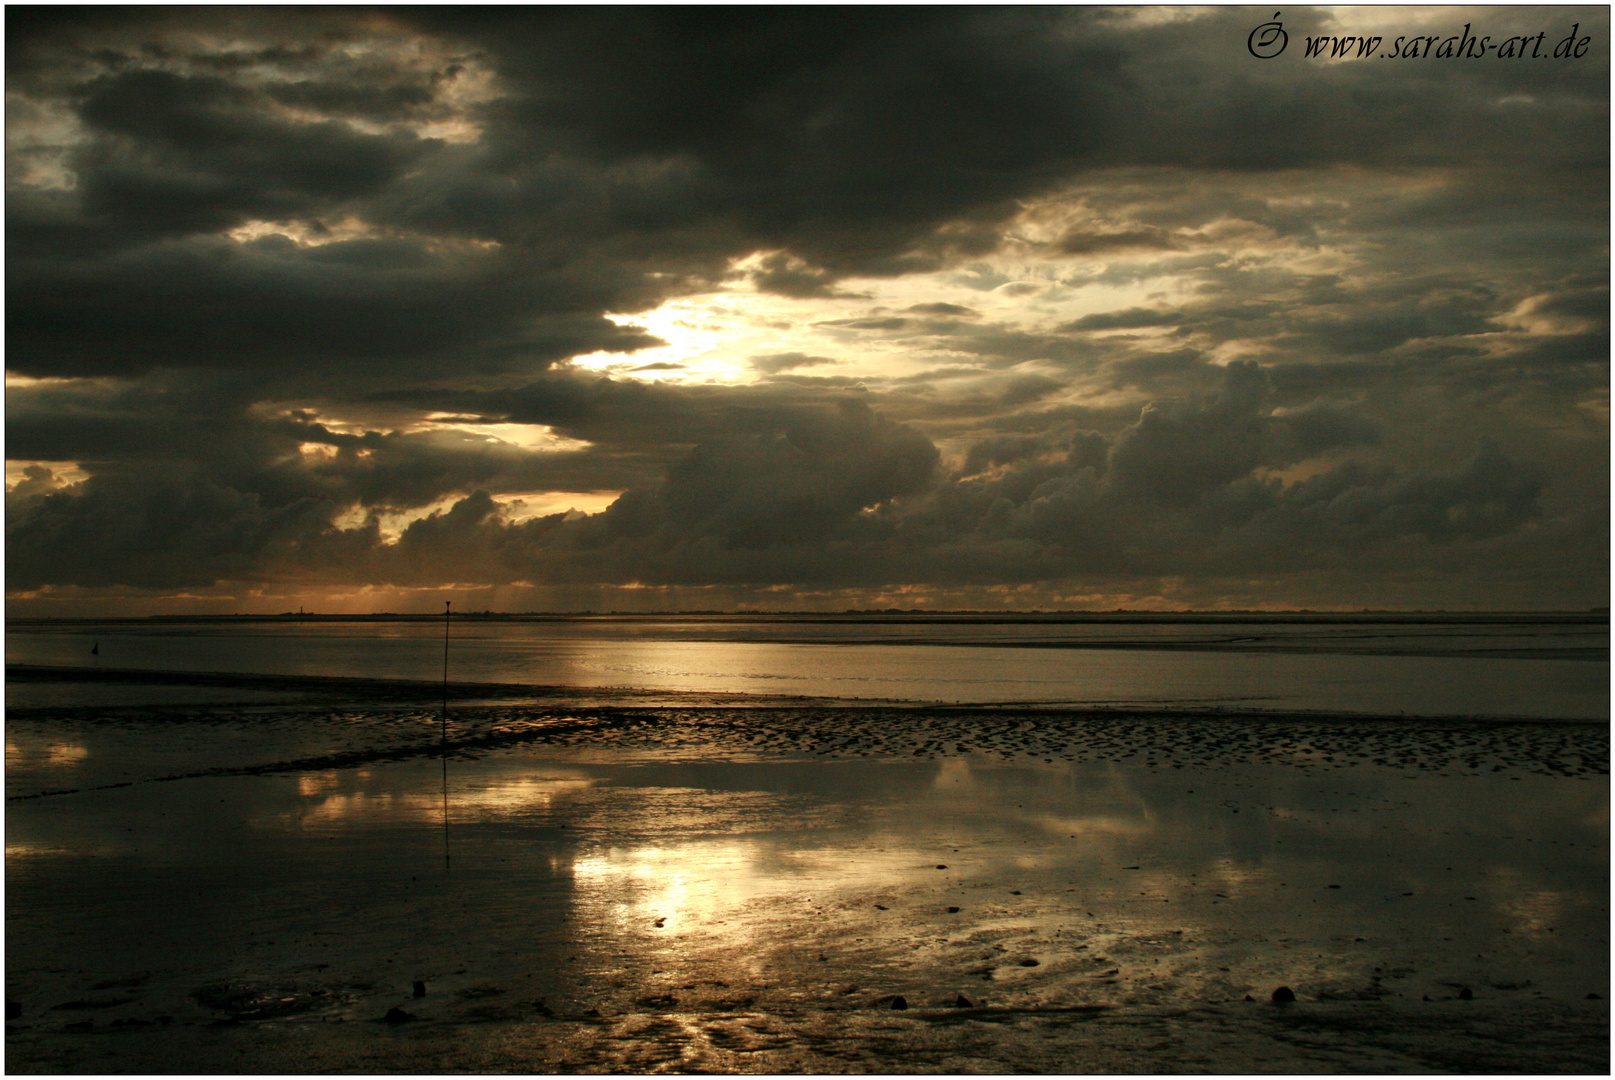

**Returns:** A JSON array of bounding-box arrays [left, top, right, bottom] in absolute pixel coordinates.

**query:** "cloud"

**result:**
[[591, 399, 938, 549], [1052, 227, 1182, 256], [1062, 308, 1184, 332], [1106, 362, 1275, 506], [4, 7, 1606, 610], [905, 302, 979, 318], [747, 253, 847, 298], [749, 353, 838, 375]]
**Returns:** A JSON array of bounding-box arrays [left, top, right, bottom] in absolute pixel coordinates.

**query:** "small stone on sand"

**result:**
[[1271, 986, 1296, 1003], [889, 995, 908, 1010], [383, 1007, 416, 1024]]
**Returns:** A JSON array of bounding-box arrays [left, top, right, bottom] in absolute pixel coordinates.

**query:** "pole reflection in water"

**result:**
[[441, 600, 452, 870], [442, 755, 451, 870]]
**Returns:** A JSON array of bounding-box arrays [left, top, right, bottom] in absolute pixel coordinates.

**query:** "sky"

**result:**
[[5, 6, 1608, 615]]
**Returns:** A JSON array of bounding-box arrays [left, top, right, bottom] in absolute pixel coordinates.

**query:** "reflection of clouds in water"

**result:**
[[1032, 812, 1154, 838], [5, 741, 91, 768], [298, 771, 341, 797], [221, 750, 1606, 1004], [459, 773, 599, 817], [931, 757, 975, 791], [289, 770, 600, 824], [294, 790, 426, 825], [1489, 874, 1565, 939], [1204, 857, 1265, 896]]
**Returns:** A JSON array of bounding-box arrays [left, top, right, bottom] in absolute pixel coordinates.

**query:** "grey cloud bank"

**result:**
[[5, 6, 1607, 613]]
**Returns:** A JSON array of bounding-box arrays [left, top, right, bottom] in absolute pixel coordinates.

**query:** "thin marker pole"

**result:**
[[442, 600, 452, 740]]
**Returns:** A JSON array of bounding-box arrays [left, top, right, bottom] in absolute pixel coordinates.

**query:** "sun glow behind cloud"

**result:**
[[409, 417, 591, 454], [573, 190, 1345, 404]]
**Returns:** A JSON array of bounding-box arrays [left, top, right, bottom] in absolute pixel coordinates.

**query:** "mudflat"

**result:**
[[6, 668, 1608, 1073]]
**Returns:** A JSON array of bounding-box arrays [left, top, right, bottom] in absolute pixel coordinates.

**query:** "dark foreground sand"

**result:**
[[6, 667, 1609, 1073]]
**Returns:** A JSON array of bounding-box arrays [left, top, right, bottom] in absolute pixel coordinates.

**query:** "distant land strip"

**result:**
[[713, 638, 1608, 661], [7, 610, 1609, 627]]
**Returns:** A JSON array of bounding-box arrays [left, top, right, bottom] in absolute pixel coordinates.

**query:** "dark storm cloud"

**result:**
[[8, 233, 671, 380], [1, 359, 1583, 603], [5, 6, 1607, 608], [590, 400, 938, 549], [748, 253, 849, 299], [14, 6, 1605, 378], [229, 363, 1544, 596]]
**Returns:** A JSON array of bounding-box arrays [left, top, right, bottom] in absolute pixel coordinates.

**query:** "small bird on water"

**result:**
[[90, 642, 98, 656]]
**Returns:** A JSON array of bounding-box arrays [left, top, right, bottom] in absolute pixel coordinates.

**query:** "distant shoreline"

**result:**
[[7, 610, 1609, 627]]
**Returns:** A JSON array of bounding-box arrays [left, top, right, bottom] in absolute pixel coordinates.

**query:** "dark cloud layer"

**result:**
[[5, 7, 1607, 611]]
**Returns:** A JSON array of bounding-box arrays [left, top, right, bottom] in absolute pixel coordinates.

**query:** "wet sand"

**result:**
[[6, 668, 1609, 1073]]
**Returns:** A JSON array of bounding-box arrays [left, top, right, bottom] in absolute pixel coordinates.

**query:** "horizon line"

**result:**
[[7, 607, 1609, 622]]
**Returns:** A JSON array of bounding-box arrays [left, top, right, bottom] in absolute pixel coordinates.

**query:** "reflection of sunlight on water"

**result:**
[[573, 842, 767, 946]]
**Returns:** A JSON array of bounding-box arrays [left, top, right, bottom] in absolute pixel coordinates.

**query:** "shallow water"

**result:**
[[8, 614, 1608, 718], [6, 614, 1608, 1070], [5, 697, 1608, 1072]]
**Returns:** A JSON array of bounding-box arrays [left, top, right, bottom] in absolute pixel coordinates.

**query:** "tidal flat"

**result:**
[[5, 667, 1609, 1073]]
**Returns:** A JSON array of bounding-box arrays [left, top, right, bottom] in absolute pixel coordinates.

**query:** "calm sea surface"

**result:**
[[6, 615, 1607, 719]]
